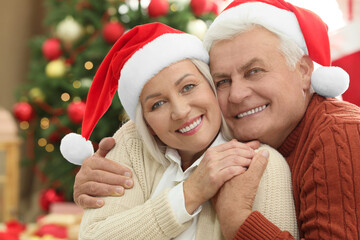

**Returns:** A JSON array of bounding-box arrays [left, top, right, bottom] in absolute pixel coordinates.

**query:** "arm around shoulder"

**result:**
[[79, 121, 189, 240]]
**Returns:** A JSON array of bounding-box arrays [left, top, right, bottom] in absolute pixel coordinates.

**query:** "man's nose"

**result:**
[[228, 78, 251, 104]]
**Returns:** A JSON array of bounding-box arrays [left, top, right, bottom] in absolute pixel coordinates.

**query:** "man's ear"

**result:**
[[298, 55, 314, 90]]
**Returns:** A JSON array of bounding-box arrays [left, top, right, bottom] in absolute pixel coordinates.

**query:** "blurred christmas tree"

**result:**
[[12, 0, 220, 207]]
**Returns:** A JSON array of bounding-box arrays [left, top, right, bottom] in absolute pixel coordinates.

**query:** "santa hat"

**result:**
[[203, 0, 349, 98], [60, 22, 209, 165]]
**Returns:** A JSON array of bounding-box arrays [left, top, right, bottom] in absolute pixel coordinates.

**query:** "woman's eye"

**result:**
[[183, 84, 195, 92], [152, 101, 164, 110], [216, 79, 230, 89]]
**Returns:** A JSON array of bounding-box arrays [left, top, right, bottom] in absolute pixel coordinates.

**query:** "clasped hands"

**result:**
[[73, 137, 269, 240]]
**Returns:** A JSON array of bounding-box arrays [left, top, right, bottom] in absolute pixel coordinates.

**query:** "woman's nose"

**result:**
[[170, 99, 191, 120]]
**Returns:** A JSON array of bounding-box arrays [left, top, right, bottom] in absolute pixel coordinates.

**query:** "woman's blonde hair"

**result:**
[[134, 59, 232, 166]]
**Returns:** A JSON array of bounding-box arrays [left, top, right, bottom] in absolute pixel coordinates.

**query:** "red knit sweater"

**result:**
[[234, 94, 360, 240]]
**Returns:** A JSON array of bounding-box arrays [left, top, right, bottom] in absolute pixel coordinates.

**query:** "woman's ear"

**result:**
[[298, 55, 314, 90]]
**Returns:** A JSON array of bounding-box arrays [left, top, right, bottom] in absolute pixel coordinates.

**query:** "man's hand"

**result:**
[[212, 150, 269, 240], [73, 137, 134, 209]]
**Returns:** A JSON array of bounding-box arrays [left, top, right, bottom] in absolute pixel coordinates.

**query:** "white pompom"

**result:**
[[311, 66, 349, 97], [60, 133, 94, 165]]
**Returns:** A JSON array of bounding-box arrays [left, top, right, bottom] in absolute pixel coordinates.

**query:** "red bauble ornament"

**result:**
[[148, 0, 169, 18], [13, 102, 34, 122], [102, 22, 126, 44], [42, 38, 62, 60], [210, 1, 220, 15], [190, 0, 211, 16], [67, 101, 86, 124], [39, 189, 65, 212], [35, 224, 68, 239]]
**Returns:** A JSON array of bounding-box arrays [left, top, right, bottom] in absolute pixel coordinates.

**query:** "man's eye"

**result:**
[[183, 84, 195, 92], [246, 68, 262, 77], [216, 79, 231, 89], [152, 101, 164, 110]]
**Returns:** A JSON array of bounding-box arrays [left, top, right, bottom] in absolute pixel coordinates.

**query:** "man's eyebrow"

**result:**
[[238, 58, 263, 73], [212, 72, 229, 79], [212, 58, 264, 79]]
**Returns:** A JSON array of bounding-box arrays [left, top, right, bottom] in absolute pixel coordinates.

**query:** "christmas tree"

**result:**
[[13, 0, 219, 207]]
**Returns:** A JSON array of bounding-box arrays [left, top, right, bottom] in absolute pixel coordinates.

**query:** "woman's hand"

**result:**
[[183, 139, 258, 214]]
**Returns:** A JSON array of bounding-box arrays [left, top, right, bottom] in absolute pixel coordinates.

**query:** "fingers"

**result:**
[[95, 137, 116, 158], [204, 140, 255, 163], [76, 194, 105, 209], [245, 140, 261, 150], [83, 155, 132, 177], [216, 147, 254, 161], [83, 169, 133, 188], [212, 139, 254, 152], [76, 181, 125, 197], [247, 149, 269, 176], [219, 165, 247, 183]]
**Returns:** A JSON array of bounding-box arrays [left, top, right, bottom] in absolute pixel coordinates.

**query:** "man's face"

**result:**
[[209, 27, 313, 148]]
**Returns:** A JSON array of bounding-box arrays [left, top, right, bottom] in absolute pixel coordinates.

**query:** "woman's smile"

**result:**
[[177, 115, 203, 135]]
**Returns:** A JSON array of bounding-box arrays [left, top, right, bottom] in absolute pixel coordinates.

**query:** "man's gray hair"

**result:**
[[204, 23, 304, 70]]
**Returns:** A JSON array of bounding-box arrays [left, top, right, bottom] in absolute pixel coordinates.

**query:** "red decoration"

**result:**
[[39, 189, 65, 212], [348, 0, 353, 21], [190, 0, 211, 16], [102, 22, 126, 44], [13, 102, 34, 122], [49, 131, 61, 143], [148, 0, 169, 18], [35, 224, 68, 239], [67, 101, 86, 124], [0, 232, 19, 240], [210, 1, 220, 15], [42, 38, 63, 60], [332, 51, 360, 106], [0, 220, 26, 240]]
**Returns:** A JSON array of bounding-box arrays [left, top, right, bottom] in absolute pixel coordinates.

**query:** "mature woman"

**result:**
[[60, 22, 298, 239]]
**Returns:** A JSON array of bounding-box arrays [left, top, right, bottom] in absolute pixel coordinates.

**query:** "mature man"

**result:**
[[69, 0, 360, 239]]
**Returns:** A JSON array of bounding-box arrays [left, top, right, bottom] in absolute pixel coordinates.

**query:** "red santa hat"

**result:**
[[60, 22, 209, 165], [203, 0, 349, 98]]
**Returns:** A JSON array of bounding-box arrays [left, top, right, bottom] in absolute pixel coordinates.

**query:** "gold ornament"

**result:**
[[38, 138, 47, 147], [19, 121, 29, 130], [72, 81, 81, 89], [61, 92, 71, 101], [84, 61, 94, 70], [29, 87, 45, 102], [40, 117, 50, 129], [45, 59, 67, 78]]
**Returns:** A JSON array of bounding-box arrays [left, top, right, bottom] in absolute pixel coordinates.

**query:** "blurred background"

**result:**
[[0, 0, 359, 239]]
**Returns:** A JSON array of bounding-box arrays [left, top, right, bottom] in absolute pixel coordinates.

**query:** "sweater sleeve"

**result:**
[[79, 122, 189, 240], [234, 121, 360, 240], [296, 123, 360, 239], [233, 144, 298, 240]]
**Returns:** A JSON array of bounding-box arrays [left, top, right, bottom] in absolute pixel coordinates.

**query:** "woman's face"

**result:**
[[140, 59, 222, 161]]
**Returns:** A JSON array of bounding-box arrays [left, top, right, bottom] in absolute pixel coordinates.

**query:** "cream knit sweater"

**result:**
[[79, 121, 298, 240]]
